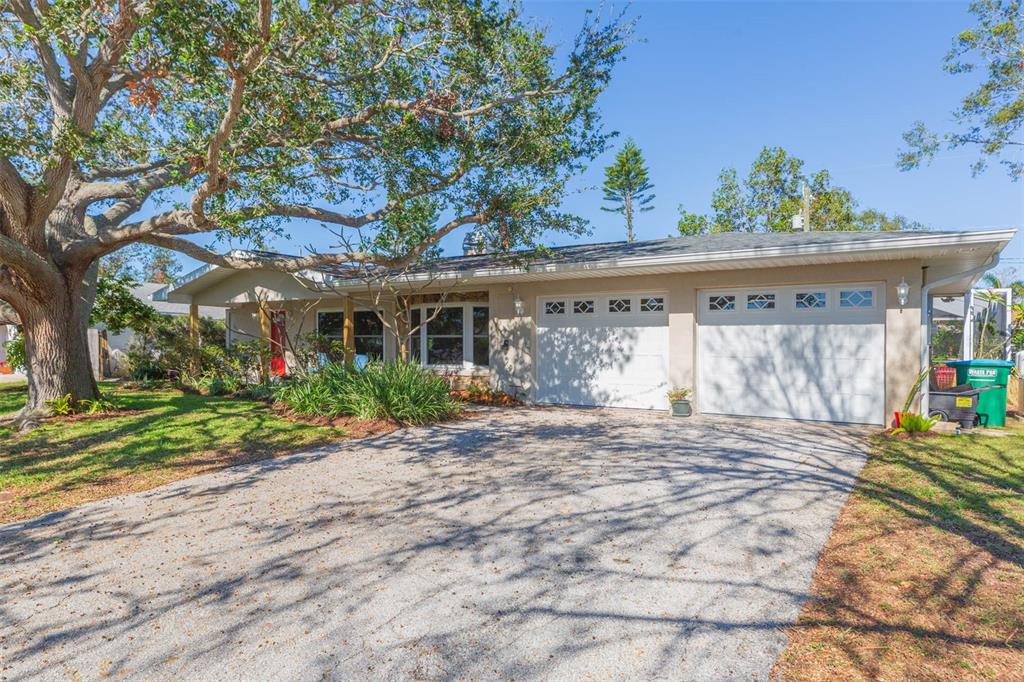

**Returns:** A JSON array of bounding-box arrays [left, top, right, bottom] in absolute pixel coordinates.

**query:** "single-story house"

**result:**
[[159, 229, 1016, 425]]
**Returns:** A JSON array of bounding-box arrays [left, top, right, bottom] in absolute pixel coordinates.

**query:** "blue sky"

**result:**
[[178, 1, 1024, 275]]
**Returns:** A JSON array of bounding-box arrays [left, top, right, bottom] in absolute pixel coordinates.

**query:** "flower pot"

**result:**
[[670, 399, 692, 417]]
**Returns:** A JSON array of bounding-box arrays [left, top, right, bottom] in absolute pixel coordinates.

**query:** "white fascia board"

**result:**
[[161, 229, 1017, 297], [317, 229, 1018, 291]]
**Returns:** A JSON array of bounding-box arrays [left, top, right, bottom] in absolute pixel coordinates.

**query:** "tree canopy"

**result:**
[[898, 0, 1024, 179], [601, 138, 655, 242], [677, 147, 925, 235], [0, 0, 629, 413]]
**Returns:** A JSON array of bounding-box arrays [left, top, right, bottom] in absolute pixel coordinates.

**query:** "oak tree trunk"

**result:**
[[19, 276, 100, 415]]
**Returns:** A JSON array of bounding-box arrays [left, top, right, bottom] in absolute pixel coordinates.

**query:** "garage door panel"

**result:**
[[537, 296, 669, 410], [699, 284, 885, 425]]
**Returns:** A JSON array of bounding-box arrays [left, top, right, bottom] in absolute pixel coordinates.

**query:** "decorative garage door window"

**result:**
[[840, 290, 873, 309], [795, 292, 827, 309], [573, 299, 595, 314], [640, 296, 664, 313], [708, 294, 735, 312], [608, 298, 631, 313], [545, 300, 565, 315], [746, 293, 776, 310]]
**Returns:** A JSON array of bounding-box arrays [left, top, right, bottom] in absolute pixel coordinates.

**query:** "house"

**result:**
[[94, 282, 226, 377], [159, 229, 1016, 425]]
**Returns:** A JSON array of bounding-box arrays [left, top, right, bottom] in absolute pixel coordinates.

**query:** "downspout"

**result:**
[[919, 253, 999, 416]]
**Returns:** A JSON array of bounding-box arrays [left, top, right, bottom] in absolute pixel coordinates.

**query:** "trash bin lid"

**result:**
[[945, 359, 1015, 368]]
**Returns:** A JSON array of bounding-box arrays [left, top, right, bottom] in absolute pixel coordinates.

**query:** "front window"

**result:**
[[408, 308, 421, 362], [317, 311, 345, 341], [473, 307, 490, 367], [354, 311, 383, 359], [426, 307, 464, 365]]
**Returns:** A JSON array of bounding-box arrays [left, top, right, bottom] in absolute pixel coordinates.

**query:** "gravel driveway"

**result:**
[[0, 407, 868, 681]]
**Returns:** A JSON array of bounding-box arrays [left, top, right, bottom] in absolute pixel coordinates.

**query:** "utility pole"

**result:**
[[801, 183, 812, 232]]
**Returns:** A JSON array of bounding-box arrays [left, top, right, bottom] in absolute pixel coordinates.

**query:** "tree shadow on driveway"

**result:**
[[1, 408, 869, 680]]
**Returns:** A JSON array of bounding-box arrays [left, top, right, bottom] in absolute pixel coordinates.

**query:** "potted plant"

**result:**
[[667, 388, 692, 417]]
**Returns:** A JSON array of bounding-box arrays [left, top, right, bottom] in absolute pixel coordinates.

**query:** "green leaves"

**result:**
[[900, 0, 1024, 179], [2, 0, 629, 267], [601, 138, 654, 241], [677, 147, 925, 234], [90, 275, 160, 335]]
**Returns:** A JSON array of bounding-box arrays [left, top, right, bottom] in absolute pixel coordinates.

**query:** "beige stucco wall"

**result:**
[[212, 259, 924, 423], [487, 259, 923, 422]]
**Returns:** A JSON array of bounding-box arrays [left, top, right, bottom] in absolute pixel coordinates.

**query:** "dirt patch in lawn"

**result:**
[[772, 427, 1024, 681]]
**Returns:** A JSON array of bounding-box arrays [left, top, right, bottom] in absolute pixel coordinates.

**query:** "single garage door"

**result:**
[[698, 284, 885, 425], [536, 292, 669, 409]]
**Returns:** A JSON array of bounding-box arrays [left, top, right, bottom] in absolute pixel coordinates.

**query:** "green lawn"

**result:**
[[775, 422, 1024, 680], [0, 383, 345, 522]]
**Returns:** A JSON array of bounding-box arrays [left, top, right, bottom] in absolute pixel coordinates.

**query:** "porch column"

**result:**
[[258, 304, 271, 381], [188, 302, 199, 372], [343, 296, 355, 366]]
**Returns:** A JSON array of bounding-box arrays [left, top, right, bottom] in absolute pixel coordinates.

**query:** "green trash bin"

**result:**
[[945, 359, 1015, 427]]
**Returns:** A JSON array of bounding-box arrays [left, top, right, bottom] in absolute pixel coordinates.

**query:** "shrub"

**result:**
[[893, 412, 939, 435], [275, 361, 458, 424], [3, 333, 26, 372]]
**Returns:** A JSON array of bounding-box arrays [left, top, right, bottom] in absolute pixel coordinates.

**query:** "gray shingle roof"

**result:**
[[318, 229, 943, 279]]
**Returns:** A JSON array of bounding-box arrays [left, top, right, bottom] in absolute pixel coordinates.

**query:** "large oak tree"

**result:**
[[0, 0, 627, 416]]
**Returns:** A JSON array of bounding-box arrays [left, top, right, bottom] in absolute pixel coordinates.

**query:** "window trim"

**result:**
[[410, 302, 491, 370]]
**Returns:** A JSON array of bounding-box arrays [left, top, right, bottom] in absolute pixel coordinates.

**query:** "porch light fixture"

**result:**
[[513, 294, 525, 316], [896, 277, 910, 309]]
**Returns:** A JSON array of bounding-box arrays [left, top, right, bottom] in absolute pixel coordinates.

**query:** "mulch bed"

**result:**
[[450, 389, 522, 406], [270, 404, 401, 438]]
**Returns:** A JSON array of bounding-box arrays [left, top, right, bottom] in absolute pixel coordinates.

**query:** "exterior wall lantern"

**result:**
[[896, 277, 911, 310], [513, 294, 525, 317]]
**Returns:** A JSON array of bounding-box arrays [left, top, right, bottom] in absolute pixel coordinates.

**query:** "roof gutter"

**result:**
[[919, 253, 999, 417]]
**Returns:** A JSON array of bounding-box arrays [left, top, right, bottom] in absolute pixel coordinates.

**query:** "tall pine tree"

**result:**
[[602, 139, 655, 242]]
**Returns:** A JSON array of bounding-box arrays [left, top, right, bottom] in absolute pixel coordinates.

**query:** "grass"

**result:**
[[0, 382, 346, 523], [773, 421, 1024, 681]]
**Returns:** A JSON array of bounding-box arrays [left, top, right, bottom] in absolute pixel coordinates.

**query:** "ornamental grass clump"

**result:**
[[274, 362, 459, 424]]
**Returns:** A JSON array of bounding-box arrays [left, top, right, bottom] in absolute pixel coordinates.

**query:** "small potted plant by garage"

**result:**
[[667, 388, 692, 417]]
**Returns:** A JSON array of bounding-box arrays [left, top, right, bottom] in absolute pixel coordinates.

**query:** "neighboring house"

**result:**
[[0, 323, 14, 363], [95, 282, 226, 377], [159, 229, 1015, 425]]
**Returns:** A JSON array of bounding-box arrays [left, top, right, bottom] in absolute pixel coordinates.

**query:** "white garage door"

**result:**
[[698, 284, 885, 425], [536, 293, 669, 409]]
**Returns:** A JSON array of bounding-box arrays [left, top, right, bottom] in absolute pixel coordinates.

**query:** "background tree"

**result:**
[[601, 138, 655, 242], [99, 244, 181, 283], [0, 0, 628, 417], [898, 0, 1023, 179], [677, 147, 924, 234]]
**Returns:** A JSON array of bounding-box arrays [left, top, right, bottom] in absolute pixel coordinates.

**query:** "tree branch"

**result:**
[[0, 158, 31, 232], [9, 0, 72, 118], [139, 211, 486, 274], [190, 0, 272, 220]]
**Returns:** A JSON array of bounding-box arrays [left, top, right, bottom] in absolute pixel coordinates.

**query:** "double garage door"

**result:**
[[535, 283, 885, 425]]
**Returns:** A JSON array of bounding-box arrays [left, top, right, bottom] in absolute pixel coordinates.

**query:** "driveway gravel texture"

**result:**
[[0, 407, 868, 681]]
